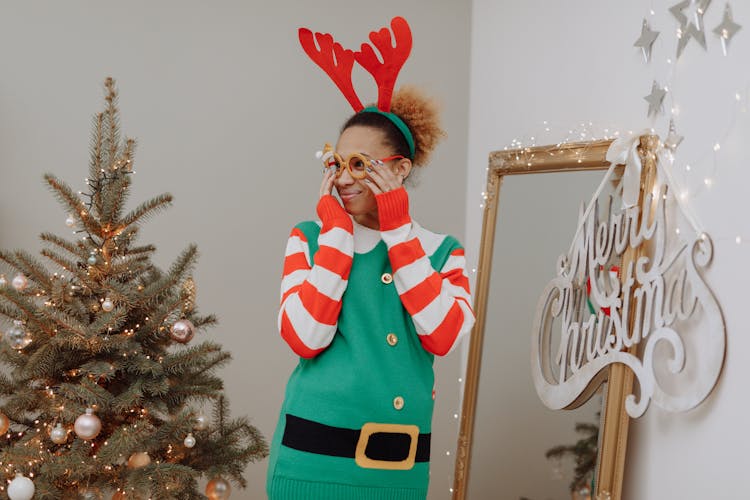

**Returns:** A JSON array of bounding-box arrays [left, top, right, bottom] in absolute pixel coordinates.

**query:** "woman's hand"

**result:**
[[320, 168, 335, 198], [363, 162, 404, 195]]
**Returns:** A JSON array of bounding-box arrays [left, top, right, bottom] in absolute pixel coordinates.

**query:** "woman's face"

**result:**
[[333, 125, 393, 229]]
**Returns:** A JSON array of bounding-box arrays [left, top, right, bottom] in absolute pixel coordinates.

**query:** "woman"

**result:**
[[267, 18, 475, 500]]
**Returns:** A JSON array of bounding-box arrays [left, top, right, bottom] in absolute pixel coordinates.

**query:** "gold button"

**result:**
[[386, 333, 398, 346], [393, 396, 405, 410], [381, 273, 393, 284]]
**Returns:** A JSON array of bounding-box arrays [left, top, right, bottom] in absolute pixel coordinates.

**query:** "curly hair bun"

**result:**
[[390, 85, 445, 167]]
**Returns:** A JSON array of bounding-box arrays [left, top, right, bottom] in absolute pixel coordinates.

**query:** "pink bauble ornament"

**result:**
[[170, 319, 195, 343], [50, 422, 68, 444], [11, 274, 28, 291], [205, 477, 231, 500], [127, 451, 151, 468], [7, 320, 31, 350], [74, 408, 101, 440], [0, 412, 10, 434], [0, 413, 11, 435]]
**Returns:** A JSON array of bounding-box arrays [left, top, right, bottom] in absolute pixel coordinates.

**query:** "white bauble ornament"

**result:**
[[65, 214, 76, 227], [87, 255, 97, 265], [7, 473, 35, 500], [0, 274, 7, 287], [193, 413, 208, 431], [7, 321, 31, 350], [184, 432, 196, 448], [50, 423, 68, 444], [205, 477, 231, 500], [170, 319, 195, 343], [11, 274, 28, 291], [101, 298, 114, 312], [78, 487, 103, 500], [74, 408, 101, 440], [127, 451, 151, 468]]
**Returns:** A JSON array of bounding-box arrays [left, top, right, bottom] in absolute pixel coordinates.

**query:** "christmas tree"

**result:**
[[545, 417, 599, 495], [0, 78, 267, 500]]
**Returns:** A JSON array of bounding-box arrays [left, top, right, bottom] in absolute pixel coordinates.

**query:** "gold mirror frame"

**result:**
[[453, 135, 660, 500]]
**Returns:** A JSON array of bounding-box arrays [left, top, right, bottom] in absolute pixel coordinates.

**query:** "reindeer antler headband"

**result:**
[[298, 16, 415, 158]]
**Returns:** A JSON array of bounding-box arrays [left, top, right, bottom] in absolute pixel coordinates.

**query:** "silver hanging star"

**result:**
[[664, 119, 684, 152], [634, 18, 660, 62], [713, 3, 742, 56], [670, 0, 713, 58], [644, 81, 667, 117]]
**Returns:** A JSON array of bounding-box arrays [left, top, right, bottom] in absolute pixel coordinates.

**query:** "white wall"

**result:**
[[0, 2, 471, 498], [468, 1, 750, 499]]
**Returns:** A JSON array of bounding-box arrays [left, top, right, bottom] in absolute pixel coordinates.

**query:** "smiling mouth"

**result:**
[[339, 191, 361, 201]]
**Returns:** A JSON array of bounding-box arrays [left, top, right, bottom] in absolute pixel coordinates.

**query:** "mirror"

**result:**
[[469, 169, 607, 499], [453, 139, 658, 500]]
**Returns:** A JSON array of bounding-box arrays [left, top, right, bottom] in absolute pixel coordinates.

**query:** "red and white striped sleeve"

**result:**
[[376, 188, 475, 356], [278, 195, 354, 358]]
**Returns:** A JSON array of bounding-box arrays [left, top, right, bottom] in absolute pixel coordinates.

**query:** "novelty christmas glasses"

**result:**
[[319, 143, 404, 180]]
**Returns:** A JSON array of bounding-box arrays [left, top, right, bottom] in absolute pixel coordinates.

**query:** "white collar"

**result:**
[[352, 219, 382, 254]]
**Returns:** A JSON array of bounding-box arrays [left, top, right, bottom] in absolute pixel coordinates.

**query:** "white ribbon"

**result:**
[[606, 134, 645, 208]]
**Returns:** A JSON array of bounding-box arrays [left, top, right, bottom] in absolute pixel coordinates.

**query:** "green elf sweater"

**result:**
[[267, 188, 474, 500]]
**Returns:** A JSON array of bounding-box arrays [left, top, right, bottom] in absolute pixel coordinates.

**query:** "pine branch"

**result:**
[[191, 313, 219, 330], [0, 372, 15, 396], [162, 376, 224, 410], [58, 378, 114, 410], [109, 168, 133, 223], [0, 249, 52, 292], [24, 341, 63, 379], [125, 244, 156, 256], [162, 341, 228, 376], [135, 295, 182, 345], [3, 388, 45, 420], [110, 382, 145, 416], [86, 305, 129, 337], [37, 303, 88, 337], [119, 193, 173, 230], [0, 343, 29, 370], [89, 112, 105, 190], [39, 248, 86, 279], [44, 174, 103, 237], [106, 255, 151, 281], [96, 417, 155, 464], [0, 287, 56, 337], [127, 463, 199, 499], [103, 77, 120, 169], [141, 245, 197, 304], [125, 355, 165, 378], [79, 360, 117, 382], [0, 301, 22, 323], [40, 232, 87, 259], [101, 173, 130, 226], [214, 395, 229, 437], [141, 378, 170, 398]]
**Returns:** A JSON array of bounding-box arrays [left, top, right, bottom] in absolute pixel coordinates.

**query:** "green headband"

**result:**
[[361, 106, 416, 159]]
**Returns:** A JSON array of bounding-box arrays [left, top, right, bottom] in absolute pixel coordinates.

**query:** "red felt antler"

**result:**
[[298, 28, 364, 112], [354, 16, 413, 112]]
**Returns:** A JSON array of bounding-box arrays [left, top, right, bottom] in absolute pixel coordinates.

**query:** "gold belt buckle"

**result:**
[[355, 422, 420, 470]]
